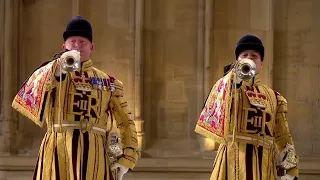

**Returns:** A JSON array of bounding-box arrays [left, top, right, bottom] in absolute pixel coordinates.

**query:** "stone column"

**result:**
[[0, 0, 21, 155], [249, 0, 274, 87], [131, 0, 146, 153], [72, 0, 80, 16], [195, 0, 217, 158], [0, 0, 4, 153], [123, 0, 146, 155]]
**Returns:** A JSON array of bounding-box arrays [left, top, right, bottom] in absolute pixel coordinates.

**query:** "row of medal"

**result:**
[[73, 76, 115, 92], [91, 77, 115, 91]]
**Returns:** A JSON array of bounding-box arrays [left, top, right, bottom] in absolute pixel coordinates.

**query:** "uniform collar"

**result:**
[[242, 74, 261, 86], [80, 59, 93, 71]]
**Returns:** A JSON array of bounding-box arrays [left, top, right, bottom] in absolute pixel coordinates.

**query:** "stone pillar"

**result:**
[[194, 0, 217, 158], [131, 0, 146, 153], [0, 0, 21, 155], [250, 0, 274, 87], [72, 0, 80, 16], [0, 0, 4, 152]]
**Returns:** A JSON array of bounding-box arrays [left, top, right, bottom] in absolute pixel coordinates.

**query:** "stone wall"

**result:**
[[273, 0, 320, 158], [0, 0, 319, 179]]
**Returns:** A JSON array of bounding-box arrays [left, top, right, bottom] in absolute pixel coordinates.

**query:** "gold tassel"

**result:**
[[58, 62, 63, 132], [231, 70, 239, 180]]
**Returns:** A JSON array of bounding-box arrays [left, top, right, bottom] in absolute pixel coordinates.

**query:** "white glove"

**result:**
[[55, 65, 67, 76], [281, 174, 296, 180], [236, 76, 243, 84], [110, 163, 129, 180]]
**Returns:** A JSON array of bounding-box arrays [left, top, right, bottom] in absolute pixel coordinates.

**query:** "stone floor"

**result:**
[[0, 156, 319, 180]]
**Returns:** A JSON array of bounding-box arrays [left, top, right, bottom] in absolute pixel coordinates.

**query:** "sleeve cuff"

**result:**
[[123, 148, 138, 159], [118, 156, 136, 170], [287, 167, 299, 179]]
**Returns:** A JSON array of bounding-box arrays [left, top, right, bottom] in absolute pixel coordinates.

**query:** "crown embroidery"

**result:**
[[245, 90, 268, 108], [72, 74, 93, 91]]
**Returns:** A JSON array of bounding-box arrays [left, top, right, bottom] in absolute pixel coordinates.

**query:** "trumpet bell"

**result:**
[[234, 58, 256, 80], [60, 50, 81, 72], [66, 57, 75, 66]]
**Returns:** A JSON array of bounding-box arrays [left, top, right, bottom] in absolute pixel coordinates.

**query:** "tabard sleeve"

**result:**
[[110, 79, 139, 170], [274, 93, 299, 178], [12, 61, 56, 127]]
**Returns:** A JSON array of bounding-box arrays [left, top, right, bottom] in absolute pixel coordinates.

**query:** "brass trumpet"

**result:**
[[234, 58, 256, 80], [59, 50, 81, 72]]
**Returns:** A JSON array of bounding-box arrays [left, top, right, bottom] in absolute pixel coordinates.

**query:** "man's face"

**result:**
[[237, 49, 263, 74], [62, 36, 94, 62]]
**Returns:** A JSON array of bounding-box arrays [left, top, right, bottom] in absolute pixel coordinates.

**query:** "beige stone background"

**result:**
[[1, 0, 320, 179]]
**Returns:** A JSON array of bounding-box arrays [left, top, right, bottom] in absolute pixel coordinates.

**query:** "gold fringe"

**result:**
[[12, 99, 44, 127], [194, 71, 234, 144], [11, 61, 56, 127], [195, 125, 227, 144]]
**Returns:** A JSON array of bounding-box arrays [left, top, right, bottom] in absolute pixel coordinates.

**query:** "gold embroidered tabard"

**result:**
[[12, 59, 139, 180], [195, 74, 299, 180], [241, 87, 274, 137]]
